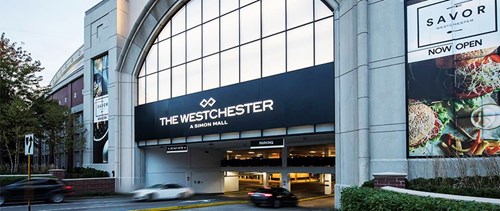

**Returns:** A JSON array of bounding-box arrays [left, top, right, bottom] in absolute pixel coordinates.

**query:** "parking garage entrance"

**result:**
[[219, 134, 335, 196]]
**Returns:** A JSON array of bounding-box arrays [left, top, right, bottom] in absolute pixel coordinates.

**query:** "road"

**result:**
[[0, 194, 232, 211], [0, 195, 334, 211], [1, 182, 333, 210]]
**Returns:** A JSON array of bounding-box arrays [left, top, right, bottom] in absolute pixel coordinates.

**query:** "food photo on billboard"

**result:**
[[407, 46, 500, 157]]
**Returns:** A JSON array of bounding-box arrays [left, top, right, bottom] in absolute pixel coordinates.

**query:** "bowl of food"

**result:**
[[470, 104, 500, 130]]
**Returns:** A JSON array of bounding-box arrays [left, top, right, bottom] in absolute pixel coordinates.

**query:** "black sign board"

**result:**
[[135, 62, 334, 141], [166, 145, 188, 153], [250, 139, 284, 149]]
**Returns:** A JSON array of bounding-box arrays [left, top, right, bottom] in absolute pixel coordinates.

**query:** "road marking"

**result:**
[[178, 199, 214, 203]]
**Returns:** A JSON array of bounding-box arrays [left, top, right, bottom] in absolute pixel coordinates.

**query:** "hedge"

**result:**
[[341, 187, 500, 211], [65, 167, 109, 179]]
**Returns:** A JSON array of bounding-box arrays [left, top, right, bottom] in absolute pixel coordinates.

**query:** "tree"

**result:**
[[0, 33, 43, 172], [0, 33, 83, 172]]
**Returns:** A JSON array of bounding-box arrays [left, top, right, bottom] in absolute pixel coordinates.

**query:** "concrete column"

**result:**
[[324, 174, 332, 194], [281, 146, 287, 167], [280, 171, 291, 191], [262, 172, 268, 187]]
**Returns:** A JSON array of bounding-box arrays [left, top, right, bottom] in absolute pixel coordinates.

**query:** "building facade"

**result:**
[[49, 0, 500, 209]]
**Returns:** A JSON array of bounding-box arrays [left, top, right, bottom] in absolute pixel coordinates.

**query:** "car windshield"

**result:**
[[147, 184, 163, 189]]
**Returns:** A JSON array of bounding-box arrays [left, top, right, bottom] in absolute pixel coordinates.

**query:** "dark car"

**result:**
[[249, 187, 298, 208], [0, 177, 73, 206]]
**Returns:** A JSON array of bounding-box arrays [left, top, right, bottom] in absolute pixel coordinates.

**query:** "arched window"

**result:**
[[138, 0, 333, 105]]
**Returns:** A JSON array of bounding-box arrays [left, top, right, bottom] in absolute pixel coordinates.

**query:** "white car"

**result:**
[[132, 184, 194, 201]]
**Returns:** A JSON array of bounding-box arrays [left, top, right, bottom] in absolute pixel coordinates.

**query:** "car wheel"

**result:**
[[273, 200, 281, 208], [292, 201, 298, 207], [50, 193, 65, 203], [0, 195, 5, 205], [148, 193, 156, 201]]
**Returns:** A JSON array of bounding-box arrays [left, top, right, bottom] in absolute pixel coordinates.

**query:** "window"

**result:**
[[137, 0, 333, 105]]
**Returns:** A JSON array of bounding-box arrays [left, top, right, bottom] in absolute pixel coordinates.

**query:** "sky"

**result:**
[[1, 0, 102, 86]]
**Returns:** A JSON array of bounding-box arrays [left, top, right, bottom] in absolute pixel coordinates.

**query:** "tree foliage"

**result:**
[[0, 33, 82, 172]]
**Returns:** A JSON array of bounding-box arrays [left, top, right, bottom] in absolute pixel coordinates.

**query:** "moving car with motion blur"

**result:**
[[248, 187, 298, 208], [132, 183, 194, 201], [0, 177, 73, 206]]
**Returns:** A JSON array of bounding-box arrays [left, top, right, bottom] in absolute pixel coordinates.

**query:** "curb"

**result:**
[[132, 195, 334, 210], [298, 195, 334, 202], [132, 201, 248, 211]]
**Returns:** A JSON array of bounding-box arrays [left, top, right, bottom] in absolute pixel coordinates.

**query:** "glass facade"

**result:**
[[137, 0, 334, 105]]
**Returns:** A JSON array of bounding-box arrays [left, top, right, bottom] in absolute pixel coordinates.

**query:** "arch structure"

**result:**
[[113, 0, 339, 197]]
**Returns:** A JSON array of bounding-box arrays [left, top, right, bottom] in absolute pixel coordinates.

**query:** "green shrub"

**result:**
[[361, 179, 374, 188], [341, 187, 500, 211], [0, 176, 25, 186], [66, 167, 109, 179], [407, 176, 500, 199]]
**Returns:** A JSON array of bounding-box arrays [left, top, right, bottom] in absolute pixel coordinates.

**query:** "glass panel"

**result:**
[[315, 17, 334, 65], [240, 41, 261, 82], [158, 39, 171, 70], [172, 33, 186, 66], [203, 0, 219, 22], [186, 0, 202, 29], [172, 65, 186, 97], [146, 73, 158, 103], [262, 0, 285, 37], [187, 26, 202, 61], [158, 69, 171, 100], [220, 11, 239, 50], [315, 0, 332, 20], [146, 44, 158, 74], [287, 24, 313, 71], [262, 33, 285, 77], [138, 77, 145, 105], [287, 0, 313, 29], [158, 22, 171, 41], [221, 48, 239, 86], [240, 2, 260, 44], [241, 0, 256, 7], [203, 54, 220, 90], [203, 19, 219, 56], [172, 6, 186, 35], [186, 60, 202, 94], [220, 0, 238, 15]]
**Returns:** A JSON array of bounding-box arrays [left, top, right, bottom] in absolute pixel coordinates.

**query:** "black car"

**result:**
[[0, 177, 73, 205], [249, 187, 298, 208]]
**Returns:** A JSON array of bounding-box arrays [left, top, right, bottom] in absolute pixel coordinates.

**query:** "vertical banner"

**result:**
[[93, 55, 109, 163], [406, 0, 500, 157]]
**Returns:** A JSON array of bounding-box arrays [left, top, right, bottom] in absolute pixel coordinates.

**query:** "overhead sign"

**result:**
[[135, 63, 334, 141], [24, 134, 34, 155], [250, 139, 284, 149], [166, 145, 188, 153], [406, 0, 499, 62]]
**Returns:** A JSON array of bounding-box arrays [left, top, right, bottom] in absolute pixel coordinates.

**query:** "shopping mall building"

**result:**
[[48, 0, 499, 208]]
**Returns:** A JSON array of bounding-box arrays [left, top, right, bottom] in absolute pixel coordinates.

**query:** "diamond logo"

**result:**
[[200, 98, 216, 108]]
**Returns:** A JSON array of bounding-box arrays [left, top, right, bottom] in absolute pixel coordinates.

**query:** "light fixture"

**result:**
[[227, 150, 233, 153], [248, 151, 255, 154], [309, 151, 316, 154]]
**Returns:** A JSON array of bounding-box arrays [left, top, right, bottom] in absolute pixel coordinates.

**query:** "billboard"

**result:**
[[135, 63, 334, 141], [93, 55, 109, 163], [406, 0, 500, 157]]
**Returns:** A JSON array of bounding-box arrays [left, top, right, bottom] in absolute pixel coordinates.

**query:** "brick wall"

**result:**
[[373, 172, 407, 189], [63, 178, 115, 196]]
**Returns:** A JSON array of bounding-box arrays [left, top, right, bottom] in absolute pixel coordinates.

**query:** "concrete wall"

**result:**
[[83, 0, 131, 182], [333, 0, 407, 208], [144, 147, 224, 193]]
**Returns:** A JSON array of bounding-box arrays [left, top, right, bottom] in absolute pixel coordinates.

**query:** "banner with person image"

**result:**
[[405, 0, 500, 157], [93, 54, 109, 163]]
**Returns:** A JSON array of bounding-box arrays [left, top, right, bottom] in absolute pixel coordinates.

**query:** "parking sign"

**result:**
[[25, 134, 34, 155]]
